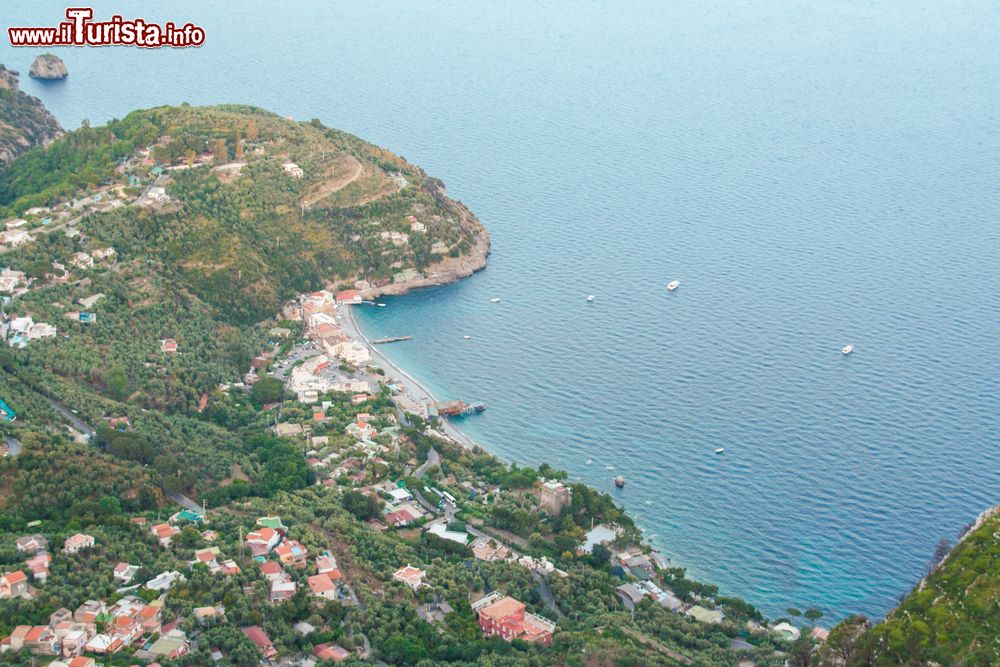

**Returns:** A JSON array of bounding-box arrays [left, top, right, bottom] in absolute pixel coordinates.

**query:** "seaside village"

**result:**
[[0, 264, 817, 664], [0, 133, 815, 665]]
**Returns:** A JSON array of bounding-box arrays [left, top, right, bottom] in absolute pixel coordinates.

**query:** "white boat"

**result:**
[[586, 294, 596, 302], [490, 297, 501, 303], [667, 280, 680, 291], [715, 447, 725, 454], [463, 335, 472, 340], [842, 344, 854, 355], [377, 303, 386, 307]]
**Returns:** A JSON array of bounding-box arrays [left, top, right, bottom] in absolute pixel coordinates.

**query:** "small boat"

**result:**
[[585, 459, 593, 464], [842, 344, 854, 355], [586, 294, 596, 302], [715, 447, 725, 454], [666, 280, 680, 291], [614, 475, 625, 488], [463, 335, 472, 340], [377, 303, 386, 307], [490, 297, 501, 303]]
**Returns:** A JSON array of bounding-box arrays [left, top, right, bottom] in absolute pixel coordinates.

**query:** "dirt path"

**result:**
[[301, 154, 363, 209]]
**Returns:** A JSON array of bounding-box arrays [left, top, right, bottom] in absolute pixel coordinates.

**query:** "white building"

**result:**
[[146, 570, 184, 591], [282, 162, 304, 178], [1, 229, 32, 247], [325, 340, 370, 366]]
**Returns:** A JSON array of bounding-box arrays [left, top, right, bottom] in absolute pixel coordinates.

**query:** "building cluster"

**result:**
[[246, 517, 352, 606], [0, 595, 187, 661], [1, 509, 360, 663], [381, 485, 427, 528], [1, 241, 115, 347]]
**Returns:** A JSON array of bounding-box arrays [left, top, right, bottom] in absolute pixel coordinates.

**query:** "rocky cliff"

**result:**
[[29, 53, 68, 80], [0, 64, 63, 166]]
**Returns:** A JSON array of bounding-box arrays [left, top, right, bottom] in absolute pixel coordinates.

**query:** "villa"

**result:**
[[392, 565, 426, 590], [473, 592, 555, 646], [62, 534, 95, 554], [307, 573, 338, 600]]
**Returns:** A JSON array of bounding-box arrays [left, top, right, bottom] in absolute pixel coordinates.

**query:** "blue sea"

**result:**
[[3, 0, 998, 622]]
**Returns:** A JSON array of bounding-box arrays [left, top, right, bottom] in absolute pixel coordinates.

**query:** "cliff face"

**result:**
[[29, 54, 68, 80], [0, 64, 63, 166]]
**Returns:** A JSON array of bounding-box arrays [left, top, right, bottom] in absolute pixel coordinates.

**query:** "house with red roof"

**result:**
[[392, 565, 426, 591], [62, 533, 95, 554], [0, 570, 30, 599], [151, 522, 179, 548], [473, 592, 555, 646], [9, 625, 58, 655], [110, 615, 141, 646], [190, 547, 222, 573], [64, 657, 97, 667], [245, 527, 282, 559], [307, 573, 338, 601], [346, 420, 377, 441], [274, 539, 309, 568], [136, 604, 162, 634], [220, 559, 242, 576], [315, 553, 338, 575], [113, 562, 139, 584], [24, 552, 51, 583], [259, 560, 285, 582], [313, 642, 351, 662], [335, 289, 362, 305], [242, 626, 277, 659]]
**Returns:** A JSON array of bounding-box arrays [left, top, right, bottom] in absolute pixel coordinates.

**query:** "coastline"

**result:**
[[339, 302, 479, 449]]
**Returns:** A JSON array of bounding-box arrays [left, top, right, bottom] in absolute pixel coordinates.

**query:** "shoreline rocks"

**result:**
[[29, 54, 68, 80], [0, 64, 64, 166]]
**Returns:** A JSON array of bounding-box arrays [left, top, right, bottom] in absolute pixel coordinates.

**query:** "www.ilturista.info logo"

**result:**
[[7, 8, 205, 48]]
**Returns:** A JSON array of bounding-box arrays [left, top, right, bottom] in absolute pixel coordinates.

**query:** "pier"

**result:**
[[371, 335, 413, 345], [432, 400, 486, 417]]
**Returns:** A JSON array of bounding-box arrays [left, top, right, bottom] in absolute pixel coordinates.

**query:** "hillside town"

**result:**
[[0, 106, 809, 666]]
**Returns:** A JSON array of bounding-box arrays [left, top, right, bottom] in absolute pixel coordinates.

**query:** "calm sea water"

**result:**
[[4, 1, 999, 621]]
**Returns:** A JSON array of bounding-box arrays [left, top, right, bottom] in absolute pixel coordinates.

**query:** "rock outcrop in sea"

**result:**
[[29, 53, 68, 80]]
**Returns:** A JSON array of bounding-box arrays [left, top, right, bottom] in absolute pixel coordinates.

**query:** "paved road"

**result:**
[[534, 572, 564, 619], [414, 447, 440, 478], [45, 396, 95, 437], [169, 492, 201, 512]]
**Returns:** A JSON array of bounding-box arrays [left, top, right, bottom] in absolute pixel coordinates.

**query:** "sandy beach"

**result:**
[[339, 303, 479, 449]]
